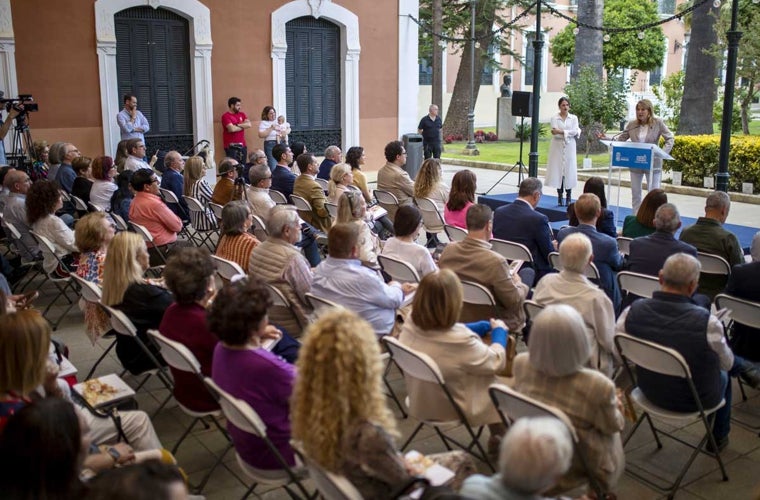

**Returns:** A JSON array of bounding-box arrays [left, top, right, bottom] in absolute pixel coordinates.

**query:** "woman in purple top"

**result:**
[[444, 169, 477, 230], [208, 276, 297, 470]]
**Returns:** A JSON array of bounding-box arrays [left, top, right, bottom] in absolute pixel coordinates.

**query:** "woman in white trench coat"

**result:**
[[545, 97, 581, 207]]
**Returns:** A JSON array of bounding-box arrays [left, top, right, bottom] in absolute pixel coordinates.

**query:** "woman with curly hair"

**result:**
[[30, 140, 50, 181], [89, 156, 119, 212], [345, 146, 372, 204], [414, 158, 449, 212], [622, 188, 667, 238], [26, 180, 78, 277], [209, 276, 300, 471], [292, 308, 475, 498], [444, 169, 477, 229], [183, 156, 216, 231], [215, 200, 260, 271]]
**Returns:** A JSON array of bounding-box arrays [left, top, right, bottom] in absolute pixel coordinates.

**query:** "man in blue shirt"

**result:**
[[116, 94, 150, 142]]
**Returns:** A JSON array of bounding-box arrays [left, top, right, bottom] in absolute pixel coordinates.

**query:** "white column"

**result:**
[[344, 48, 360, 147], [271, 45, 288, 121], [397, 0, 419, 139], [0, 0, 17, 157], [96, 42, 121, 155]]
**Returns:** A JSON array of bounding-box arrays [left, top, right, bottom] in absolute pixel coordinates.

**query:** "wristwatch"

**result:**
[[106, 446, 121, 462]]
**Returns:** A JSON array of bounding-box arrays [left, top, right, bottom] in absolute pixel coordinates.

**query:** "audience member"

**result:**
[[46, 141, 67, 180], [71, 156, 94, 207], [326, 162, 353, 204], [294, 153, 332, 232], [89, 156, 119, 212], [86, 460, 189, 500], [377, 140, 414, 220], [183, 156, 216, 231], [311, 223, 414, 336], [616, 253, 760, 452], [249, 205, 312, 335], [123, 138, 151, 172], [380, 205, 437, 278], [725, 232, 760, 362], [627, 203, 697, 277], [159, 151, 188, 220], [2, 169, 38, 260], [345, 146, 372, 203], [679, 190, 744, 299], [461, 417, 574, 500], [258, 105, 279, 170], [622, 188, 667, 238], [55, 143, 81, 194], [30, 139, 50, 181], [439, 204, 529, 330], [101, 232, 168, 374], [75, 212, 115, 340], [216, 200, 261, 271], [533, 233, 616, 376], [514, 305, 625, 492], [242, 148, 267, 185], [558, 193, 623, 309], [111, 170, 134, 223], [317, 144, 342, 180], [444, 169, 477, 230], [414, 158, 449, 247], [114, 140, 129, 173], [335, 190, 379, 265], [292, 308, 475, 498], [246, 163, 275, 221], [27, 180, 78, 277], [493, 177, 557, 280], [567, 177, 616, 238], [270, 143, 295, 200], [211, 157, 240, 205], [399, 269, 508, 455]]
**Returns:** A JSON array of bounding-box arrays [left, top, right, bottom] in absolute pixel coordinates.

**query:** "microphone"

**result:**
[[611, 124, 640, 142]]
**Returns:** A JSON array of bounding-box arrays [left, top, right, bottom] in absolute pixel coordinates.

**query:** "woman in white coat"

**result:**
[[545, 97, 581, 207]]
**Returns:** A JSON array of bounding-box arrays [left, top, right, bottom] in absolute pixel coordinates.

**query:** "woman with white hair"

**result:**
[[513, 304, 625, 493], [460, 416, 574, 499]]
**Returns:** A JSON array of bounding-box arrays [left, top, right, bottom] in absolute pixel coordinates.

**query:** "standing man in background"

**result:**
[[117, 94, 150, 143], [222, 97, 252, 164], [418, 104, 442, 159]]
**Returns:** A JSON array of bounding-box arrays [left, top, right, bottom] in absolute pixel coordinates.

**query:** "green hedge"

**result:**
[[668, 135, 760, 193]]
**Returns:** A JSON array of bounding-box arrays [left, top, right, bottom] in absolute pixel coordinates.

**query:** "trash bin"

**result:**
[[402, 133, 424, 180]]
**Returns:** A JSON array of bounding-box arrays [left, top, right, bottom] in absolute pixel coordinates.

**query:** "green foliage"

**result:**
[[670, 135, 760, 192], [550, 0, 666, 71], [713, 90, 742, 133], [652, 70, 684, 130], [514, 122, 548, 141]]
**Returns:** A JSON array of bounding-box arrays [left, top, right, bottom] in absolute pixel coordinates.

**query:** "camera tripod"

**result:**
[[483, 115, 529, 195], [9, 120, 35, 172]]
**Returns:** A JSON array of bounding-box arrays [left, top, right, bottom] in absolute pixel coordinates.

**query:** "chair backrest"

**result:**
[[88, 202, 104, 213], [111, 212, 129, 232], [147, 329, 202, 375], [291, 442, 363, 500], [315, 177, 329, 192], [617, 271, 660, 299], [101, 304, 139, 338], [70, 274, 102, 303], [616, 236, 632, 256], [59, 190, 72, 202], [523, 299, 544, 324], [489, 238, 533, 263], [461, 280, 496, 308], [382, 336, 445, 385], [269, 189, 288, 205], [264, 282, 290, 308], [182, 195, 205, 213], [129, 221, 155, 245], [159, 188, 180, 204], [71, 195, 89, 212], [614, 332, 690, 379], [444, 224, 467, 243], [488, 384, 578, 441], [29, 230, 73, 274], [697, 252, 731, 276], [250, 214, 269, 241], [304, 292, 341, 312], [204, 377, 267, 437], [377, 254, 420, 283], [715, 293, 760, 329], [548, 251, 599, 279], [291, 194, 313, 213], [325, 202, 338, 219], [209, 202, 224, 221], [414, 197, 445, 233], [373, 189, 399, 207], [211, 255, 246, 281]]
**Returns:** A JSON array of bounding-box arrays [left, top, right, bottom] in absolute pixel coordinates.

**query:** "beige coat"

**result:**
[[398, 320, 506, 426], [377, 162, 414, 220], [293, 174, 332, 233]]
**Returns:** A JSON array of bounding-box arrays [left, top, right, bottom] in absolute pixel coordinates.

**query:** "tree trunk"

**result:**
[[432, 0, 443, 111], [678, 2, 720, 135], [442, 1, 496, 138], [572, 0, 604, 79]]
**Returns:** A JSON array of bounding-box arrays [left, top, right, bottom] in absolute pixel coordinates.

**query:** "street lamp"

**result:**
[[528, 1, 543, 178], [464, 0, 480, 155], [717, 0, 742, 192]]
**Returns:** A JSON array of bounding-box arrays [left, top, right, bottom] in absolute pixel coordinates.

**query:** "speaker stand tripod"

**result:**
[[484, 115, 528, 195]]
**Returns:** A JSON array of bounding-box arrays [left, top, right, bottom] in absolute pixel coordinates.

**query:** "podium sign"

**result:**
[[612, 144, 653, 171]]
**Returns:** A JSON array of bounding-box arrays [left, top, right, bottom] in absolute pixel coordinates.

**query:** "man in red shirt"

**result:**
[[221, 97, 252, 164]]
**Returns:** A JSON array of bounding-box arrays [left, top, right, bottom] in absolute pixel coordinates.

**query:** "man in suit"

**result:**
[[317, 145, 341, 180], [270, 143, 295, 201], [725, 232, 760, 362], [293, 153, 332, 233], [159, 150, 188, 221], [493, 177, 556, 280], [377, 140, 415, 220], [628, 203, 697, 276], [558, 193, 623, 309], [679, 191, 745, 299]]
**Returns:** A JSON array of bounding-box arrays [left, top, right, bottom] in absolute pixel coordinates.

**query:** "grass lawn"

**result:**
[[441, 137, 611, 168]]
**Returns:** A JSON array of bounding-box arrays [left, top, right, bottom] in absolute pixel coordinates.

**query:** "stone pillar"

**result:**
[[497, 97, 516, 140]]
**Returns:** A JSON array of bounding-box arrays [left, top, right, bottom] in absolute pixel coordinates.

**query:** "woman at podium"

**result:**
[[545, 97, 581, 207], [605, 99, 673, 214]]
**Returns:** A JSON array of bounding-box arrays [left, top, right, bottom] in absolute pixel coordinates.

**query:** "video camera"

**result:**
[[0, 92, 39, 117]]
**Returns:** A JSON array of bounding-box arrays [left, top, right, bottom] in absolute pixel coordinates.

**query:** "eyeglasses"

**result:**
[[150, 178, 159, 184]]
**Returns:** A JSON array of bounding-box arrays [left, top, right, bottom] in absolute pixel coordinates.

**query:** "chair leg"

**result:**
[[172, 417, 200, 454], [240, 482, 257, 500], [190, 442, 233, 494], [738, 377, 748, 402], [433, 426, 454, 451], [85, 339, 118, 380], [382, 375, 407, 419], [400, 422, 425, 451], [643, 412, 663, 449], [151, 391, 173, 418]]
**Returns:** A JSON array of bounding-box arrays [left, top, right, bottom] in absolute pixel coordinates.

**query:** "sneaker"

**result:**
[[739, 361, 760, 389], [705, 435, 729, 455]]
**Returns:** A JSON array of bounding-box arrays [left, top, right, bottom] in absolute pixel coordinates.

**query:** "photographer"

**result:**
[[0, 105, 20, 166], [210, 157, 243, 205]]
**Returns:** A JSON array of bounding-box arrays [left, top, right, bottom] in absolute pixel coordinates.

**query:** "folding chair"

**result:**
[[208, 202, 224, 225], [159, 187, 190, 219], [211, 255, 246, 282], [2, 220, 41, 292], [414, 197, 445, 245], [147, 330, 231, 493], [715, 293, 760, 408], [100, 304, 174, 417], [28, 231, 78, 330], [697, 252, 731, 277], [203, 377, 312, 499], [315, 177, 329, 192], [291, 195, 313, 219], [614, 333, 728, 497], [382, 336, 495, 471], [110, 212, 129, 232], [489, 238, 534, 265], [548, 251, 600, 280], [461, 280, 499, 318], [250, 214, 269, 242], [377, 254, 421, 283], [373, 189, 399, 217], [269, 189, 289, 205], [523, 299, 544, 324], [488, 383, 605, 497], [304, 292, 342, 313], [291, 441, 362, 500], [129, 222, 167, 276], [617, 271, 659, 300], [69, 275, 117, 380], [182, 195, 218, 250], [264, 282, 306, 334], [88, 202, 104, 212], [616, 236, 633, 256], [325, 202, 338, 220], [444, 224, 467, 243], [71, 195, 89, 213]]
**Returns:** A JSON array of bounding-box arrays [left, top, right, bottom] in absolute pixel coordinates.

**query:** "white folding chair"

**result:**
[[488, 384, 605, 497], [382, 336, 495, 471], [614, 333, 728, 497], [461, 280, 499, 318], [548, 251, 600, 280], [2, 220, 41, 291], [88, 202, 104, 212], [208, 202, 224, 225], [70, 275, 117, 380], [269, 189, 288, 205], [159, 187, 190, 220], [147, 330, 230, 492], [414, 197, 445, 237], [263, 282, 306, 334], [70, 195, 89, 212], [129, 221, 167, 275], [444, 224, 467, 243], [325, 202, 338, 220], [377, 254, 421, 283], [110, 212, 129, 232], [489, 238, 534, 264], [28, 230, 78, 330], [211, 255, 246, 282], [617, 271, 660, 300], [304, 292, 342, 313], [523, 299, 544, 325], [250, 213, 270, 242], [203, 378, 312, 499], [373, 189, 400, 216], [291, 441, 362, 500], [315, 177, 329, 192], [616, 236, 633, 256], [715, 293, 760, 406], [182, 195, 218, 250], [290, 194, 313, 218]]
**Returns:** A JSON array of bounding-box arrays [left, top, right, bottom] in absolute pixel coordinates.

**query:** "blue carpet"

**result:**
[[479, 193, 758, 251]]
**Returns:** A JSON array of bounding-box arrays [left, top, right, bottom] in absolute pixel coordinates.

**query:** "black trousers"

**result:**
[[423, 141, 442, 159]]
